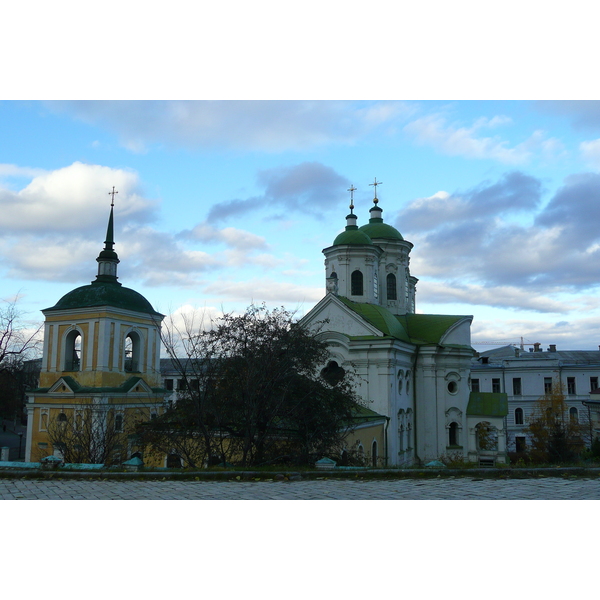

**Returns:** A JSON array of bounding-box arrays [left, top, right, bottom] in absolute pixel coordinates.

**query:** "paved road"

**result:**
[[1, 476, 599, 499]]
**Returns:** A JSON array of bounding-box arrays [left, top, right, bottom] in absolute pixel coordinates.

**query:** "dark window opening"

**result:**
[[544, 377, 553, 394], [165, 379, 174, 391], [513, 377, 522, 396], [321, 361, 346, 385], [449, 422, 459, 446], [471, 378, 480, 392], [567, 377, 576, 395], [124, 331, 141, 372], [64, 330, 81, 371], [492, 378, 501, 393], [386, 273, 397, 300], [351, 270, 363, 296], [515, 407, 524, 425]]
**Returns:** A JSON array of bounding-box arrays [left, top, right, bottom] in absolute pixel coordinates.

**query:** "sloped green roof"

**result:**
[[467, 392, 508, 417], [337, 297, 411, 342], [349, 403, 389, 423], [337, 297, 470, 348], [399, 313, 468, 346]]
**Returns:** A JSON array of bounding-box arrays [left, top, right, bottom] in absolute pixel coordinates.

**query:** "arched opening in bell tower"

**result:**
[[124, 331, 141, 373], [64, 330, 82, 371]]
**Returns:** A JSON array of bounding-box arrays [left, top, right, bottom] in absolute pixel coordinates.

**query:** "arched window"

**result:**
[[570, 406, 578, 422], [371, 440, 378, 468], [320, 361, 345, 385], [386, 273, 397, 300], [124, 331, 141, 372], [476, 421, 498, 451], [114, 413, 123, 433], [515, 407, 524, 425], [449, 422, 459, 446], [351, 270, 363, 296], [64, 330, 82, 371]]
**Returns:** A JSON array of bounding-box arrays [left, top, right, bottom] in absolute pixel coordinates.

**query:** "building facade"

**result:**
[[472, 344, 600, 452], [300, 191, 508, 466]]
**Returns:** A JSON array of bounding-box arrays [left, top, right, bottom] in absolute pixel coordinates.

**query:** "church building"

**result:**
[[24, 194, 166, 464], [301, 182, 508, 466]]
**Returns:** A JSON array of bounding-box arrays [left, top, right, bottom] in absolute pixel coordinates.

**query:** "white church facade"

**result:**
[[301, 186, 508, 466]]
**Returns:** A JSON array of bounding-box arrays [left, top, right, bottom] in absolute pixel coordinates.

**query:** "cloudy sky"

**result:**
[[4, 100, 600, 350]]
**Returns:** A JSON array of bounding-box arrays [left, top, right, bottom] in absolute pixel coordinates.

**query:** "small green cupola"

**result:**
[[332, 185, 373, 246]]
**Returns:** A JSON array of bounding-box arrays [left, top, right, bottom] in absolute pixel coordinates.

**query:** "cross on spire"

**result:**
[[109, 186, 118, 207], [347, 184, 357, 213], [369, 178, 382, 203]]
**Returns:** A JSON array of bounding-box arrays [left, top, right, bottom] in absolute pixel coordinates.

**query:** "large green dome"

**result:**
[[359, 218, 403, 240], [45, 280, 162, 316], [333, 226, 373, 246]]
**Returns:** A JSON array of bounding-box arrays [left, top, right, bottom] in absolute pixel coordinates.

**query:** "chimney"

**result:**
[[548, 344, 556, 352], [533, 342, 541, 352]]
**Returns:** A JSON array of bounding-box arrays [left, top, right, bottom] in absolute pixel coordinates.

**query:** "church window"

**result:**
[[448, 422, 459, 447], [514, 407, 524, 425], [64, 330, 82, 371], [476, 421, 498, 451], [371, 440, 378, 468], [57, 412, 67, 423], [351, 270, 363, 296], [447, 381, 458, 394], [124, 331, 141, 372], [386, 273, 397, 300], [114, 413, 123, 432], [570, 406, 578, 422], [321, 361, 345, 385]]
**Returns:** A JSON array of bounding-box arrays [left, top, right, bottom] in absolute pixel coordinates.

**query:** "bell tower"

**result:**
[[25, 190, 166, 464]]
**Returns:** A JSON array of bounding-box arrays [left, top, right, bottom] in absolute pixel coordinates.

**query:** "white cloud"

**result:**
[[404, 114, 559, 164], [202, 279, 323, 304], [580, 139, 600, 168], [0, 162, 155, 234], [48, 101, 410, 153]]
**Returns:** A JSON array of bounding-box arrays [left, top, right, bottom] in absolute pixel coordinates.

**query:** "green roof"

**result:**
[[359, 218, 404, 241], [333, 226, 373, 246], [337, 297, 411, 342], [45, 280, 162, 316], [337, 297, 470, 347], [467, 392, 509, 417], [34, 376, 167, 395]]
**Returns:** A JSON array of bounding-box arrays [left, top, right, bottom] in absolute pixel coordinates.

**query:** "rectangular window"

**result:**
[[471, 378, 480, 393], [516, 437, 527, 453], [512, 377, 522, 396], [567, 377, 576, 395], [492, 378, 501, 393], [591, 377, 598, 392], [544, 377, 553, 394], [176, 378, 187, 391], [39, 409, 48, 432], [164, 378, 174, 391]]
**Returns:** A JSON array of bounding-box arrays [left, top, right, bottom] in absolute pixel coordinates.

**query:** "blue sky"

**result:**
[[4, 100, 600, 351]]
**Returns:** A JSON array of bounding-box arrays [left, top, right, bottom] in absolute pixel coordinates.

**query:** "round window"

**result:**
[[447, 381, 458, 394]]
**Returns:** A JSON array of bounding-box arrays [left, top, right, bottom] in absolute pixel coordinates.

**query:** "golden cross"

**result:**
[[347, 185, 357, 213], [108, 186, 118, 207], [369, 178, 382, 203]]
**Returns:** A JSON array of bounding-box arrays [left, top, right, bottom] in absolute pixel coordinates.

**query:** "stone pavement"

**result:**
[[1, 475, 599, 499]]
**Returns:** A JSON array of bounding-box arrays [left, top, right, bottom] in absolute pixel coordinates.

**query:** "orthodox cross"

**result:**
[[369, 178, 382, 203], [108, 186, 118, 207], [347, 184, 357, 213]]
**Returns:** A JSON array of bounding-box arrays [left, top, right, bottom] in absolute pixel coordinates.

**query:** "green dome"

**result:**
[[45, 280, 162, 316], [333, 226, 373, 246], [359, 218, 403, 240]]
